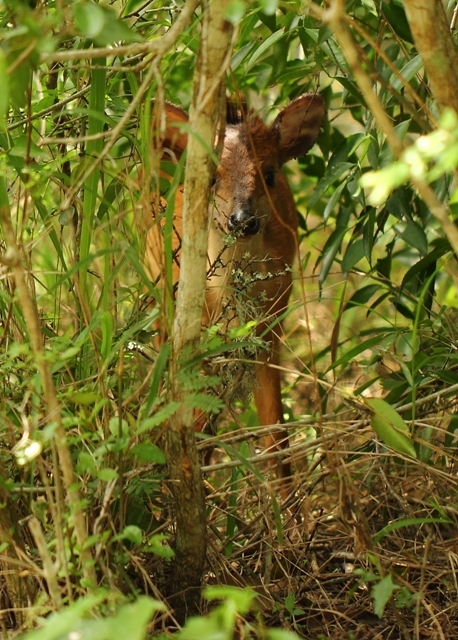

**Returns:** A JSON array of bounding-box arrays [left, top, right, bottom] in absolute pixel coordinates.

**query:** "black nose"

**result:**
[[227, 208, 260, 236]]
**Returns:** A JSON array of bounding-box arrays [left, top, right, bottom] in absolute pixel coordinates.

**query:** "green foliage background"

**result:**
[[1, 0, 458, 637]]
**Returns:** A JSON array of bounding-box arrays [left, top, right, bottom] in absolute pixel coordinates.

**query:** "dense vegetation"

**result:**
[[1, 0, 458, 637]]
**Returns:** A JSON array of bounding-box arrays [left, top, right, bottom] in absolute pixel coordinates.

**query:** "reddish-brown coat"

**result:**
[[145, 94, 325, 488]]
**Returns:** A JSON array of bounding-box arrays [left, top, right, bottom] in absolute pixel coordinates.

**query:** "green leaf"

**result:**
[[401, 241, 449, 290], [309, 162, 353, 209], [374, 517, 452, 544], [74, 2, 106, 40], [144, 342, 170, 417], [327, 133, 368, 171], [67, 392, 99, 405], [131, 443, 166, 464], [105, 598, 164, 639], [137, 402, 181, 434], [392, 55, 423, 92], [204, 585, 256, 613], [225, 0, 246, 25], [246, 30, 285, 71], [382, 1, 413, 44], [365, 398, 417, 458], [74, 3, 141, 45], [17, 594, 106, 640], [344, 284, 380, 311], [267, 631, 303, 640], [186, 392, 225, 414], [329, 334, 386, 371], [259, 0, 278, 15], [98, 468, 118, 482], [341, 239, 365, 272], [9, 134, 46, 158], [371, 574, 399, 618], [318, 226, 346, 286], [144, 534, 174, 558], [121, 525, 143, 545], [394, 220, 428, 256]]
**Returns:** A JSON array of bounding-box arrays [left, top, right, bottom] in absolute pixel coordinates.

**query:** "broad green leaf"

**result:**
[[9, 135, 46, 158], [131, 443, 166, 464], [18, 594, 106, 640], [365, 397, 417, 458], [98, 468, 118, 482], [341, 239, 366, 272], [120, 525, 143, 545], [323, 179, 347, 223], [204, 585, 256, 613], [382, 1, 413, 43], [144, 534, 174, 558], [394, 221, 428, 256], [371, 574, 399, 618], [104, 597, 164, 640], [74, 2, 107, 40]]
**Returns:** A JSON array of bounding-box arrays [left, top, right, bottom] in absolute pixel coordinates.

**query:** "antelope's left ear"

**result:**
[[273, 93, 325, 165]]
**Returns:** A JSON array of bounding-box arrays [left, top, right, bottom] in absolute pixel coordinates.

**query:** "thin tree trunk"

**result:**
[[403, 0, 458, 113], [165, 0, 234, 623]]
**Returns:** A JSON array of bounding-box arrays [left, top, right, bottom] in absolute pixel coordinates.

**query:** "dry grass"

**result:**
[[198, 406, 458, 638]]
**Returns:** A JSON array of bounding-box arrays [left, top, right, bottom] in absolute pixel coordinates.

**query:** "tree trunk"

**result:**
[[165, 0, 234, 624], [403, 0, 458, 112]]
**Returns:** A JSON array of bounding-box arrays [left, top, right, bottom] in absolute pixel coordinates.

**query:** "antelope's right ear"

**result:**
[[157, 102, 189, 160], [274, 93, 325, 165]]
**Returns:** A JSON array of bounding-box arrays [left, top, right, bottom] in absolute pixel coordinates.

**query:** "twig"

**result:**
[[28, 517, 62, 610]]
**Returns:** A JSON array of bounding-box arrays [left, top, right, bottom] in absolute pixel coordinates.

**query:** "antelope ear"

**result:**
[[273, 93, 325, 164], [158, 102, 189, 160]]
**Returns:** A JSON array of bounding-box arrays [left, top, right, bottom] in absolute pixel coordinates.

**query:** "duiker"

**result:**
[[145, 93, 325, 484]]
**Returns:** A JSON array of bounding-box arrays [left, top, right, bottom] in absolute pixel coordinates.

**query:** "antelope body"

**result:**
[[145, 93, 325, 482]]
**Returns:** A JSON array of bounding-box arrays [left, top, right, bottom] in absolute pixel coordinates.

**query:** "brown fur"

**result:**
[[145, 94, 325, 490]]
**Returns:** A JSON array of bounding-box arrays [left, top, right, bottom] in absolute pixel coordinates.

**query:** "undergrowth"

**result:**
[[1, 1, 458, 639]]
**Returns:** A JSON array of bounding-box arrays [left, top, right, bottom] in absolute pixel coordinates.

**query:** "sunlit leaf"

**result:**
[[365, 398, 417, 458]]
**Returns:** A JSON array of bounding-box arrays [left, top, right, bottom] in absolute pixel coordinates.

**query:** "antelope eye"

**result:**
[[263, 170, 276, 187], [210, 174, 217, 188]]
